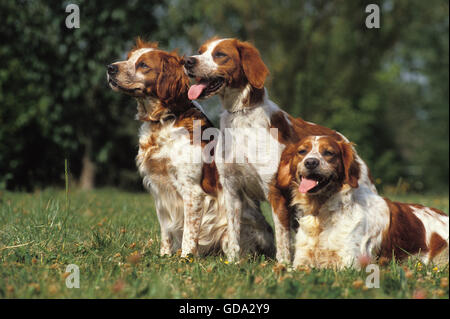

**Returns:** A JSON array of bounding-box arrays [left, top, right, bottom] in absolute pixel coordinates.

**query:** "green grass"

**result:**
[[0, 188, 448, 299]]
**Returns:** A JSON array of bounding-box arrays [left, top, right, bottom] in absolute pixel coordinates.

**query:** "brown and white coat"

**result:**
[[107, 39, 275, 258], [274, 135, 449, 269], [185, 37, 377, 262]]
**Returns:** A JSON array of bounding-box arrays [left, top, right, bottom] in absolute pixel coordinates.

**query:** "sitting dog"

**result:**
[[273, 134, 449, 269], [184, 37, 377, 262], [107, 39, 274, 258]]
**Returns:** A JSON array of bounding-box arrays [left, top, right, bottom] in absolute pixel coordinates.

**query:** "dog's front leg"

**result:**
[[268, 187, 291, 263], [223, 187, 242, 262], [154, 202, 174, 256], [272, 210, 291, 263], [159, 230, 173, 256], [181, 193, 203, 257]]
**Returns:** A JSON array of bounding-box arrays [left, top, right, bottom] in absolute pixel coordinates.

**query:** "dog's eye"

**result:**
[[214, 52, 227, 58], [138, 62, 149, 69], [298, 149, 307, 155], [323, 150, 334, 156]]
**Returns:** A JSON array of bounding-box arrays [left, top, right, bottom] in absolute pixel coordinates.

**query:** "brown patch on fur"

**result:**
[[144, 158, 168, 176], [379, 199, 429, 260], [268, 181, 291, 230], [340, 141, 360, 188], [290, 116, 342, 143], [201, 161, 222, 196], [151, 51, 191, 113], [429, 232, 448, 260], [247, 87, 265, 107], [275, 143, 299, 189], [270, 112, 295, 144]]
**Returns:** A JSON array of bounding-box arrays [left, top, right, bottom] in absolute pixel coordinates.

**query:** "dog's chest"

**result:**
[[136, 122, 196, 192], [219, 107, 284, 197], [295, 206, 360, 267]]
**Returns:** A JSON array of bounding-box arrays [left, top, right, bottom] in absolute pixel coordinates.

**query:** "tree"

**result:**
[[0, 0, 163, 190], [157, 0, 449, 192]]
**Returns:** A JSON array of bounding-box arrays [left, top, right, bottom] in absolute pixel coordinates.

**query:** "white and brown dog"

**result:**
[[274, 135, 449, 269], [107, 39, 275, 258], [184, 37, 377, 262]]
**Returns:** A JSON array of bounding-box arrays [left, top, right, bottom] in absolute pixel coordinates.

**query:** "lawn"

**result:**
[[0, 188, 448, 299]]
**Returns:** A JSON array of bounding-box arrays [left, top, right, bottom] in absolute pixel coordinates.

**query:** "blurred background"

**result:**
[[0, 0, 448, 194]]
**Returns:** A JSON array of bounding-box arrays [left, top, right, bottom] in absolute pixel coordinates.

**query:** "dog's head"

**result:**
[[277, 135, 360, 196], [184, 37, 269, 100], [107, 39, 190, 114]]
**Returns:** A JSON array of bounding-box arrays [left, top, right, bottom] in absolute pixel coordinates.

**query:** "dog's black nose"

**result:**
[[184, 57, 197, 70], [304, 158, 320, 170], [107, 64, 118, 75]]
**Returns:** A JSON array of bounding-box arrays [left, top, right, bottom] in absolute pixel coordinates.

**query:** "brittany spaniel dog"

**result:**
[[273, 135, 449, 269], [184, 37, 377, 262], [107, 39, 275, 258]]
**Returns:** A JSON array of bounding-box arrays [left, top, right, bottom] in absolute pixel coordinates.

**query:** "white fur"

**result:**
[[292, 185, 390, 269]]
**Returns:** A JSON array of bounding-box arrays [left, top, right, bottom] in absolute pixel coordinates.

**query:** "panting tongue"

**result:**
[[188, 83, 207, 100], [299, 177, 318, 194]]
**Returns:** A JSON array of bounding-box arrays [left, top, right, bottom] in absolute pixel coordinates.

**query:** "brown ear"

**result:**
[[237, 41, 269, 89], [340, 141, 360, 188], [277, 145, 297, 189], [277, 158, 292, 189], [156, 53, 189, 106]]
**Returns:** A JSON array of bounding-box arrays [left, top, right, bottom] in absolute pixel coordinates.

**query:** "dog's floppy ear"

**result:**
[[237, 41, 269, 89], [277, 145, 296, 189], [339, 141, 360, 188], [156, 52, 189, 106]]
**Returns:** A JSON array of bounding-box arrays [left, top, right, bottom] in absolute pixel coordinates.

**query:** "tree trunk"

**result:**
[[79, 141, 96, 190]]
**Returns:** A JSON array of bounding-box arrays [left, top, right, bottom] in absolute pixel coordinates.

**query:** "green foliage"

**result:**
[[157, 0, 449, 192], [0, 0, 162, 190], [0, 0, 448, 192], [0, 189, 448, 298]]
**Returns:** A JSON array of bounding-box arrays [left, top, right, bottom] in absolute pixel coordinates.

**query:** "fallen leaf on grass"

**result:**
[[272, 263, 287, 275], [112, 279, 126, 293], [127, 251, 141, 265]]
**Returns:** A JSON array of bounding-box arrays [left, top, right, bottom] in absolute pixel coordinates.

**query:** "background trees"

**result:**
[[0, 0, 448, 193]]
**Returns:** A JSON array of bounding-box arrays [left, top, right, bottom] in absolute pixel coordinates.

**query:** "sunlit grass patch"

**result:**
[[0, 189, 448, 298]]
